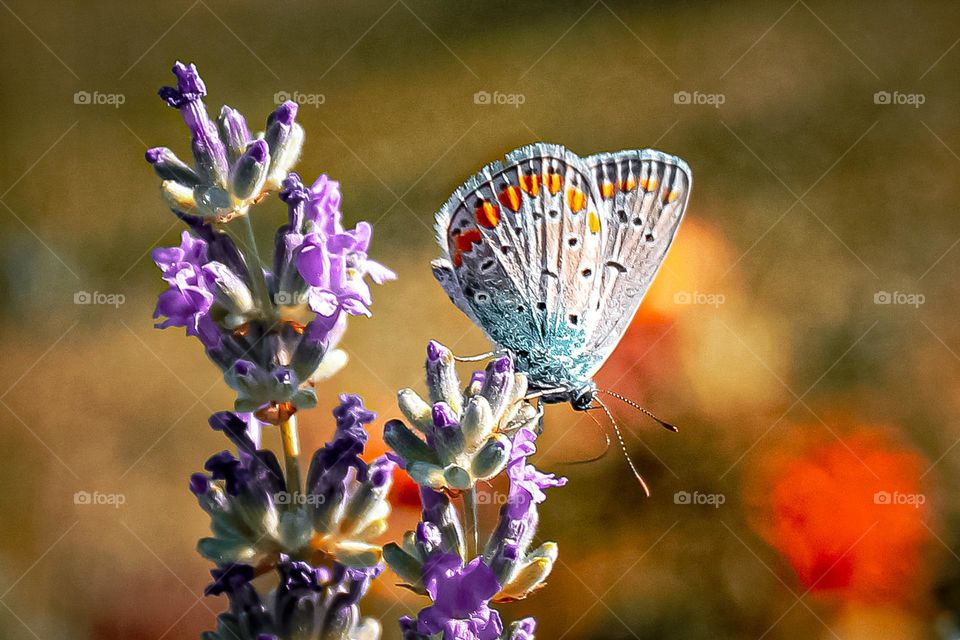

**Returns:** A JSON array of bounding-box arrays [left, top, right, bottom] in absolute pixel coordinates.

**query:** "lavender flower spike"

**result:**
[[148, 64, 393, 419], [159, 61, 229, 187], [150, 61, 304, 222], [387, 342, 537, 490]]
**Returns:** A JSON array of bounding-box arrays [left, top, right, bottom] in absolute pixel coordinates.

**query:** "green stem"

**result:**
[[241, 215, 274, 317], [464, 486, 479, 559], [280, 415, 302, 497]]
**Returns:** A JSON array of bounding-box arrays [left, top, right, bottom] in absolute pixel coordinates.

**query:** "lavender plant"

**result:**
[[146, 61, 564, 640], [383, 342, 565, 639]]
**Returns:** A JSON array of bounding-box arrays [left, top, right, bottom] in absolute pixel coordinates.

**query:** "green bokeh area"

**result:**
[[2, 1, 960, 639]]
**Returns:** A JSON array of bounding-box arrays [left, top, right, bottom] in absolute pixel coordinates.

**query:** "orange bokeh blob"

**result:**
[[363, 437, 422, 510], [746, 423, 932, 606], [598, 218, 735, 393]]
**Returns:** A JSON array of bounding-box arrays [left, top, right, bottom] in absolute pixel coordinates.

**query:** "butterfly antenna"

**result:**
[[596, 396, 651, 497], [599, 389, 679, 433]]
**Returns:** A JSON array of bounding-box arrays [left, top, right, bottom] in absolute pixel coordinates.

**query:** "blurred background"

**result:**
[[2, 1, 960, 638]]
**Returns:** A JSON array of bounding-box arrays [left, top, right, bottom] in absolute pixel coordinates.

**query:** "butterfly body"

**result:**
[[433, 143, 691, 411]]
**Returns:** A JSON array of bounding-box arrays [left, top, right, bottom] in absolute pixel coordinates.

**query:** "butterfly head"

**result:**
[[538, 381, 597, 412], [570, 384, 598, 411]]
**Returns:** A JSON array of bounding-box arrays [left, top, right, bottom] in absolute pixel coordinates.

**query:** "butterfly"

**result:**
[[432, 143, 692, 493], [432, 142, 691, 407]]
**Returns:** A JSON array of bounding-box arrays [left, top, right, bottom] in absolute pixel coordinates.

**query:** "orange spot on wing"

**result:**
[[475, 201, 501, 228], [667, 190, 681, 203], [566, 188, 586, 213], [545, 172, 563, 195], [601, 181, 616, 199], [641, 177, 659, 191], [497, 185, 523, 212], [519, 173, 541, 196], [618, 177, 638, 192], [452, 228, 484, 269], [588, 211, 601, 234], [455, 228, 483, 253]]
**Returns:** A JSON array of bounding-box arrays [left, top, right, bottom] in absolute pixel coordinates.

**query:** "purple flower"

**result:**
[[306, 394, 375, 526], [417, 553, 503, 640], [159, 61, 229, 186], [151, 231, 220, 348], [289, 174, 396, 319], [505, 427, 567, 520]]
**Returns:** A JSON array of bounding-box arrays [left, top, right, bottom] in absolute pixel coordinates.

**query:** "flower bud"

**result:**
[[161, 179, 196, 212], [217, 105, 251, 163], [496, 542, 558, 601], [229, 139, 270, 201], [384, 419, 439, 466], [461, 395, 494, 448], [342, 457, 395, 537], [264, 101, 303, 190], [382, 543, 424, 588], [146, 147, 202, 186], [202, 261, 255, 326], [397, 388, 434, 434], [471, 433, 510, 480], [431, 402, 464, 462], [480, 356, 514, 418], [425, 341, 462, 414]]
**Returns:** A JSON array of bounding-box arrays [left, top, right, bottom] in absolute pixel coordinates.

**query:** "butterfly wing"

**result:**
[[433, 143, 609, 388], [581, 149, 692, 375]]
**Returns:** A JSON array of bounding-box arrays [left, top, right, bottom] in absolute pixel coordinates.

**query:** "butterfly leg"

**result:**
[[453, 348, 514, 363]]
